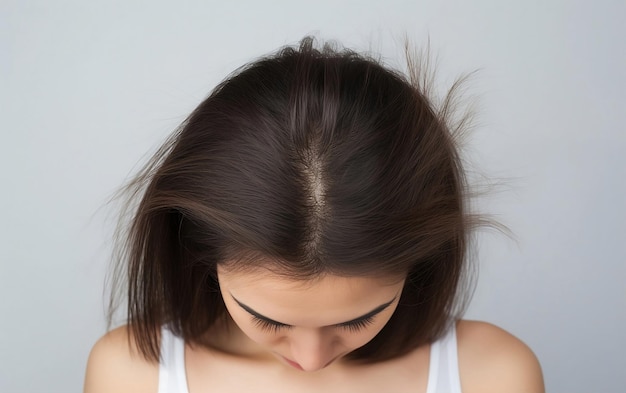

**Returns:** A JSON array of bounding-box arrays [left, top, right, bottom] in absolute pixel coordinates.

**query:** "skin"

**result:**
[[214, 265, 406, 372], [84, 267, 545, 393]]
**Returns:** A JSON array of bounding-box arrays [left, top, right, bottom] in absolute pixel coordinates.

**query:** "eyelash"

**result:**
[[252, 316, 376, 333]]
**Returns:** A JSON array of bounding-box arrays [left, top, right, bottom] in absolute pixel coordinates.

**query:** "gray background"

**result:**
[[1, 0, 624, 392]]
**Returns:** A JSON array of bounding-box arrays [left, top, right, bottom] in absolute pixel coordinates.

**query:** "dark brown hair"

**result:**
[[108, 35, 482, 364]]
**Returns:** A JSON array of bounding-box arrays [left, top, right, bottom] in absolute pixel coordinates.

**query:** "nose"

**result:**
[[288, 329, 336, 371]]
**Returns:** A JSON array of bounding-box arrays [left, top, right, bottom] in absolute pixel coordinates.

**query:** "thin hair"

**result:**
[[104, 35, 498, 364]]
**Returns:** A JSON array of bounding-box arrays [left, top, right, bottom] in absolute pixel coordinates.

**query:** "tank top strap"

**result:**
[[425, 323, 463, 393], [158, 324, 190, 393]]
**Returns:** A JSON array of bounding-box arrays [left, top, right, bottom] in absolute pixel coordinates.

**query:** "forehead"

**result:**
[[217, 266, 405, 326], [217, 263, 404, 291]]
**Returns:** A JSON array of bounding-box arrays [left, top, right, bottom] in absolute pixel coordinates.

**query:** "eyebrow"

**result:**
[[230, 293, 397, 327]]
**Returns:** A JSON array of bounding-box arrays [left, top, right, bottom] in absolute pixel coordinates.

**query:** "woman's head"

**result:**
[[113, 36, 476, 365]]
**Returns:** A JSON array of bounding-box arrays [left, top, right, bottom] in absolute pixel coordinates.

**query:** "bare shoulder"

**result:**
[[83, 325, 159, 393], [456, 320, 545, 393]]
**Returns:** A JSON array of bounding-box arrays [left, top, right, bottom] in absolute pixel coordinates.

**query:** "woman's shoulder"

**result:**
[[83, 324, 160, 393], [455, 320, 545, 393]]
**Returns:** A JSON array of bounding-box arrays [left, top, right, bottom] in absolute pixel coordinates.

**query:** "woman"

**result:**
[[84, 36, 544, 393]]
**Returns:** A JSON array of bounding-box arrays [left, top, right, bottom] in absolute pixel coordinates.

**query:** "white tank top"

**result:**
[[158, 324, 462, 393]]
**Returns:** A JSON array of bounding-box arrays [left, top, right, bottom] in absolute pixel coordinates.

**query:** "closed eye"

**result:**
[[336, 316, 375, 332], [252, 316, 291, 333]]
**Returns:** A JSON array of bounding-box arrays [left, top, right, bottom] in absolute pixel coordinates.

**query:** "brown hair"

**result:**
[[108, 35, 483, 364]]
